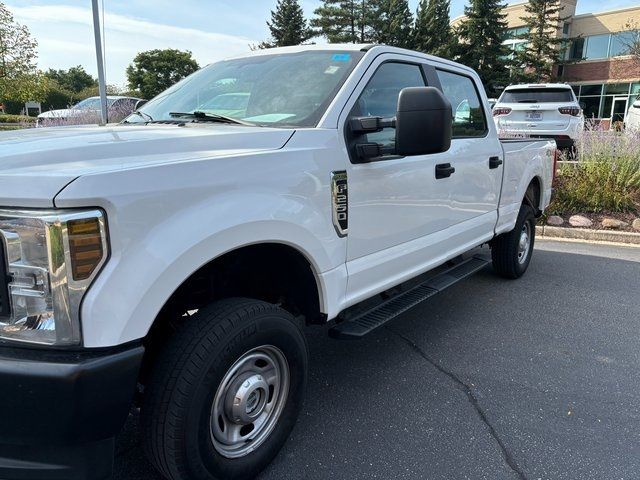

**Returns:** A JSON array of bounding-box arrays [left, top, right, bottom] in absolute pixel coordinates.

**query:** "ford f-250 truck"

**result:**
[[0, 45, 555, 480]]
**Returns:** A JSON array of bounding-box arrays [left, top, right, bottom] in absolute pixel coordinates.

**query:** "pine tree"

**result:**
[[413, 0, 452, 58], [455, 0, 511, 96], [259, 0, 313, 49], [311, 0, 377, 43], [516, 0, 568, 82], [371, 0, 414, 48]]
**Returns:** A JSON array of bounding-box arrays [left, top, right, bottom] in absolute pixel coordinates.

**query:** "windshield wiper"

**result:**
[[169, 111, 252, 126], [517, 99, 539, 103]]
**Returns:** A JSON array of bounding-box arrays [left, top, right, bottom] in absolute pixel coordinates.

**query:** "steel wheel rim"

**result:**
[[210, 345, 290, 459], [517, 222, 531, 265]]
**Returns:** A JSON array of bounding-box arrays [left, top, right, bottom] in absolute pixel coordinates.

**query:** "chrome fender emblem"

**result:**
[[331, 171, 348, 237]]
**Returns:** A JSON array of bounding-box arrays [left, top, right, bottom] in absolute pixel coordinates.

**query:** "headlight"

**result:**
[[0, 209, 108, 346]]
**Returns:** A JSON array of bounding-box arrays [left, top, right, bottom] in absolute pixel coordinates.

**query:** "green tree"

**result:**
[[259, 0, 313, 48], [41, 80, 74, 110], [44, 65, 97, 94], [311, 0, 377, 43], [624, 22, 640, 58], [455, 0, 511, 96], [0, 2, 45, 102], [413, 0, 452, 57], [372, 0, 414, 48], [126, 49, 199, 99], [516, 0, 568, 82]]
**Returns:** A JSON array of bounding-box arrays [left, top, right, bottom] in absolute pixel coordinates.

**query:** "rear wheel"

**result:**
[[491, 204, 536, 279], [142, 298, 308, 480]]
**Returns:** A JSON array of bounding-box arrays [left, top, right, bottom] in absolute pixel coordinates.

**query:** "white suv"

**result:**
[[626, 99, 640, 132], [493, 83, 584, 149]]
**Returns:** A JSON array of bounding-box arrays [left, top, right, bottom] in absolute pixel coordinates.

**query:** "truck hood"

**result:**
[[0, 124, 294, 208]]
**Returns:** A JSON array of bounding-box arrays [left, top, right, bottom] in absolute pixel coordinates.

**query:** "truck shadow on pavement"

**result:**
[[114, 246, 640, 480]]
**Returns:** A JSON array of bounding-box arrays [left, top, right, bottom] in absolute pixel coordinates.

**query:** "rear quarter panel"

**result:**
[[495, 139, 555, 235]]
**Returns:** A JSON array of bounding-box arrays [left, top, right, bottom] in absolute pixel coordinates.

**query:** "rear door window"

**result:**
[[501, 88, 574, 103], [435, 69, 487, 138]]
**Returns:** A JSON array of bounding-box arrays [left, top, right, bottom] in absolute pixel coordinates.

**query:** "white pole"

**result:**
[[91, 0, 108, 125]]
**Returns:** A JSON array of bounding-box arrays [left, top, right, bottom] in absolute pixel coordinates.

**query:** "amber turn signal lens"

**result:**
[[68, 218, 103, 281]]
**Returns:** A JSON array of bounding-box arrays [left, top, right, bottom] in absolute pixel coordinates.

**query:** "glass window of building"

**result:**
[[580, 97, 601, 119], [580, 84, 603, 96], [605, 83, 631, 95], [609, 31, 634, 57], [504, 26, 529, 39], [602, 96, 613, 118], [566, 31, 637, 61], [584, 34, 610, 59], [576, 83, 638, 120], [631, 83, 640, 103], [569, 37, 585, 60]]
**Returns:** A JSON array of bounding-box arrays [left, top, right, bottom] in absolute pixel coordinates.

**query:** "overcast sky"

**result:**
[[4, 0, 639, 87]]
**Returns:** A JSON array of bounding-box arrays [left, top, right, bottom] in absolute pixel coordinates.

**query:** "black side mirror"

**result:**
[[135, 99, 148, 110], [396, 87, 452, 156], [350, 87, 452, 162]]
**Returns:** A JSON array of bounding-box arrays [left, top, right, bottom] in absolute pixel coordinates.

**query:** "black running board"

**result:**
[[329, 255, 489, 339]]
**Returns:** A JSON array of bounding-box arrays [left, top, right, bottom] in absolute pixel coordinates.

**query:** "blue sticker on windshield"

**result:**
[[332, 53, 351, 62]]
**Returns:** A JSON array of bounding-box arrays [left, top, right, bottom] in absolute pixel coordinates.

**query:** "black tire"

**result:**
[[491, 204, 536, 279], [142, 298, 308, 480]]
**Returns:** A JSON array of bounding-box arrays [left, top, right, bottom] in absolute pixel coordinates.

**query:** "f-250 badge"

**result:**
[[331, 171, 348, 237]]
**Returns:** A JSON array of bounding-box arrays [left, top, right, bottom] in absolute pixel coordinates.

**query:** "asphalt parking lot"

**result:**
[[114, 239, 640, 480]]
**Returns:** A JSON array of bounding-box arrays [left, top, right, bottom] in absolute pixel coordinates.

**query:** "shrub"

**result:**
[[550, 129, 640, 214], [0, 114, 35, 124]]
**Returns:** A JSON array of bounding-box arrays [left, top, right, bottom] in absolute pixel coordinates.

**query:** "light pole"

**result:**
[[91, 0, 108, 125]]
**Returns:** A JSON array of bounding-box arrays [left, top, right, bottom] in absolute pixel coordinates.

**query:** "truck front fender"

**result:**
[[55, 152, 346, 347]]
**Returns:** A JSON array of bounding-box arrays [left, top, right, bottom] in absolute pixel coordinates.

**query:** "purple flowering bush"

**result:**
[[551, 126, 640, 214]]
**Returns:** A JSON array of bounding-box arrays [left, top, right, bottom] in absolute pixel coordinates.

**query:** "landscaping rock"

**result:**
[[601, 218, 628, 230], [633, 219, 640, 232], [569, 215, 593, 228], [547, 215, 564, 226]]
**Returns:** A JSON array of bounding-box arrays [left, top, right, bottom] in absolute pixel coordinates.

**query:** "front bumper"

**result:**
[[0, 343, 144, 480]]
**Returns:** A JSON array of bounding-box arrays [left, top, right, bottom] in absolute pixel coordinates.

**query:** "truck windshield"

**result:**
[[126, 50, 364, 127], [501, 88, 574, 103]]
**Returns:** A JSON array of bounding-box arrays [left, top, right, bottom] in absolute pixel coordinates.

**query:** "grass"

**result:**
[[549, 129, 640, 215]]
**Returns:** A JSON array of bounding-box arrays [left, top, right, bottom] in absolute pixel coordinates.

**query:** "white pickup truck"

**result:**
[[0, 45, 555, 480]]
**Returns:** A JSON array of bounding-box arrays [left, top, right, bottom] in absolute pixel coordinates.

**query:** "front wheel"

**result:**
[[491, 204, 536, 279], [142, 298, 308, 480]]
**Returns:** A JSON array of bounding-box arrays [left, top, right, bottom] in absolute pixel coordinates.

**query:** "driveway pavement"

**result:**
[[114, 240, 640, 480]]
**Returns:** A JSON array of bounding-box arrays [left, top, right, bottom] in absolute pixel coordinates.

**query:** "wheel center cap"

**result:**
[[225, 373, 269, 424], [246, 390, 261, 414], [519, 232, 528, 252]]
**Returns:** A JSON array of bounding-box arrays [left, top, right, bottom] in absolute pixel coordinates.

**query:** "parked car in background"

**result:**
[[626, 99, 640, 132], [488, 98, 498, 109], [493, 84, 584, 150], [37, 95, 144, 126]]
